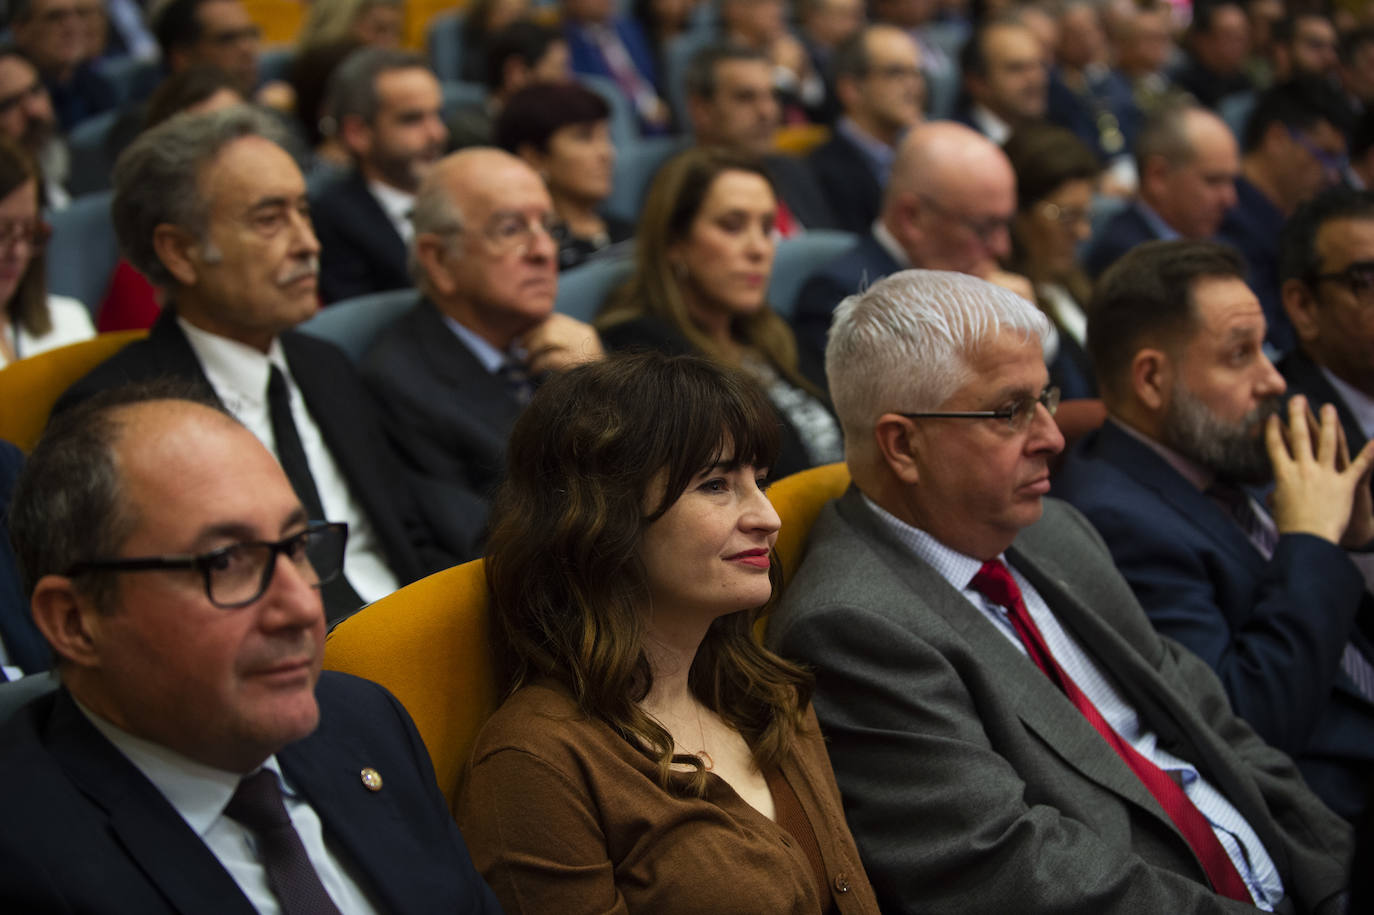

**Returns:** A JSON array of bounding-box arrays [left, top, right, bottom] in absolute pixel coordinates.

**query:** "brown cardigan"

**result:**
[[456, 682, 880, 914]]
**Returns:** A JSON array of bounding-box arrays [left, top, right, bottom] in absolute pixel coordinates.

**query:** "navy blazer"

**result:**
[[1280, 349, 1367, 453], [1085, 201, 1161, 278], [806, 132, 883, 236], [0, 674, 502, 913], [51, 310, 449, 614], [1056, 421, 1374, 821], [792, 233, 899, 365], [311, 168, 411, 305], [360, 298, 522, 562], [764, 155, 837, 231], [564, 18, 661, 131], [1219, 177, 1291, 354], [0, 441, 47, 676]]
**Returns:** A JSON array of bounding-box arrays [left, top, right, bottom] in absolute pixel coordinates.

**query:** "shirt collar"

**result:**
[[861, 492, 993, 592], [1109, 416, 1214, 491], [1134, 198, 1182, 241], [871, 219, 912, 269], [367, 180, 414, 227], [440, 312, 523, 374], [1320, 365, 1374, 440], [178, 317, 289, 414], [836, 116, 899, 179], [74, 697, 293, 838], [969, 105, 1012, 145]]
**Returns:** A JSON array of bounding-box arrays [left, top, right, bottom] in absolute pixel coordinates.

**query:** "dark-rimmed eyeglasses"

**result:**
[[898, 386, 1060, 433], [916, 192, 1011, 245], [64, 521, 348, 609], [1309, 260, 1374, 305]]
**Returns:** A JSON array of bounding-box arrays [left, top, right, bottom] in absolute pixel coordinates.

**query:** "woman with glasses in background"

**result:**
[[597, 148, 842, 479], [460, 351, 879, 915], [1003, 124, 1102, 400], [0, 138, 92, 367]]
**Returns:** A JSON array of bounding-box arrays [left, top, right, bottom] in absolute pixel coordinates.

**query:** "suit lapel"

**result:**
[[46, 692, 256, 915], [343, 173, 407, 280], [412, 300, 525, 442], [1281, 349, 1367, 454]]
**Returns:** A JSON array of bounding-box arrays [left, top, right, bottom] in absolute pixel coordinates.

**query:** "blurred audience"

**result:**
[[717, 0, 820, 120], [1342, 26, 1374, 115], [461, 351, 880, 913], [360, 148, 603, 559], [631, 0, 695, 85], [448, 21, 569, 150], [1003, 124, 1100, 399], [561, 0, 669, 133], [1173, 0, 1252, 109], [1107, 0, 1181, 115], [458, 0, 531, 84], [495, 81, 628, 270], [312, 47, 447, 303], [297, 0, 405, 51], [599, 147, 842, 478], [1220, 77, 1351, 354], [955, 15, 1048, 145], [684, 44, 836, 234], [0, 46, 67, 208], [0, 437, 47, 679], [0, 137, 91, 366], [11, 0, 117, 131], [1270, 11, 1340, 85], [795, 0, 865, 122], [806, 25, 923, 234], [1086, 102, 1237, 278]]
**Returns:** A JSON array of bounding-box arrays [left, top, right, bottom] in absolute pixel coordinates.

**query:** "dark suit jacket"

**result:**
[[598, 314, 835, 479], [359, 299, 521, 562], [806, 132, 883, 235], [0, 441, 47, 676], [1085, 201, 1162, 278], [1280, 349, 1367, 457], [311, 169, 411, 305], [52, 310, 447, 612], [769, 489, 1352, 913], [1056, 420, 1374, 821], [792, 233, 899, 365], [763, 154, 836, 231], [1219, 176, 1291, 353], [0, 673, 502, 913]]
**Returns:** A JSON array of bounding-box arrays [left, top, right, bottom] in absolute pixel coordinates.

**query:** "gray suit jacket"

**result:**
[[768, 488, 1352, 914]]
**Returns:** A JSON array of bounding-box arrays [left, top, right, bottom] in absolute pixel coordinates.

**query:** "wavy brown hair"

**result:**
[[485, 351, 813, 794], [597, 147, 821, 398], [0, 139, 47, 337]]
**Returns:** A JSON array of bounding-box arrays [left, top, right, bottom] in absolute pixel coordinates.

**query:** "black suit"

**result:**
[[792, 233, 900, 365], [311, 169, 411, 305], [807, 132, 883, 235], [359, 299, 521, 562], [763, 155, 836, 231], [1280, 349, 1367, 454], [0, 674, 502, 913], [1085, 201, 1162, 278], [0, 441, 47, 676], [52, 311, 448, 615]]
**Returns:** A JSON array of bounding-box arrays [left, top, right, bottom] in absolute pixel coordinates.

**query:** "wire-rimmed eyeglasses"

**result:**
[[898, 386, 1061, 433]]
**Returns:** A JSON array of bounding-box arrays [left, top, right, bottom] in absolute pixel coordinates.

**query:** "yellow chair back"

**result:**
[[0, 330, 146, 451]]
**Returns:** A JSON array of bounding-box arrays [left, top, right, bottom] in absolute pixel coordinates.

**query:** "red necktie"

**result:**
[[969, 560, 1252, 903], [774, 199, 798, 239]]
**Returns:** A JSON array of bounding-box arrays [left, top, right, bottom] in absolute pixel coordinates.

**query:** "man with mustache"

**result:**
[[54, 105, 450, 622], [311, 48, 448, 304], [0, 46, 68, 207], [1056, 239, 1374, 823], [0, 385, 501, 912]]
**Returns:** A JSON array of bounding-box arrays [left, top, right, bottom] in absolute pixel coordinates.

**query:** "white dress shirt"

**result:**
[[179, 319, 400, 604], [77, 700, 380, 915], [863, 494, 1285, 909], [1, 294, 95, 367], [367, 181, 415, 246], [1322, 367, 1374, 442]]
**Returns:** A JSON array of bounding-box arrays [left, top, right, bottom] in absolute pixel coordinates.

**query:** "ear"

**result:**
[[29, 576, 101, 669], [874, 414, 922, 485], [1129, 346, 1172, 413], [1139, 153, 1169, 193], [685, 93, 711, 136], [151, 223, 201, 288], [965, 72, 987, 105], [1282, 277, 1321, 344], [1261, 120, 1290, 156], [835, 74, 859, 112], [337, 113, 372, 158], [502, 57, 531, 93], [414, 234, 458, 298], [515, 142, 548, 177]]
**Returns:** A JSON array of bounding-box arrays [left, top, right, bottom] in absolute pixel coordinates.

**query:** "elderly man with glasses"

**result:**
[[0, 383, 501, 912], [360, 147, 604, 562], [768, 267, 1353, 913], [1055, 237, 1374, 826]]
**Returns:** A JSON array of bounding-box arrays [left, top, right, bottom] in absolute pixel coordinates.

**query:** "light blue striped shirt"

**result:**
[[863, 495, 1284, 908]]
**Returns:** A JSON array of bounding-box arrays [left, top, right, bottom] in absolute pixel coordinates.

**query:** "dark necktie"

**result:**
[[969, 560, 1253, 903], [266, 366, 363, 620], [496, 357, 534, 406], [223, 771, 344, 915]]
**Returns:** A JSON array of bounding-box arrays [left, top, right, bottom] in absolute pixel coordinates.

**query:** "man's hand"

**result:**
[[520, 313, 604, 375], [1267, 395, 1374, 545], [976, 265, 1035, 302]]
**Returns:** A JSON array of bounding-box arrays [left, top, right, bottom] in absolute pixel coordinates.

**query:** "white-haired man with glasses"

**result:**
[[0, 383, 500, 912], [360, 147, 604, 561], [767, 268, 1352, 913]]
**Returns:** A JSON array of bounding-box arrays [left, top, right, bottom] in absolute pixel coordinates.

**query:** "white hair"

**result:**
[[825, 269, 1053, 457]]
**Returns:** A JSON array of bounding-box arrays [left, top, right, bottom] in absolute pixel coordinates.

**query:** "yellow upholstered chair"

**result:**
[[320, 463, 851, 811], [0, 330, 146, 451], [772, 124, 831, 157], [323, 558, 497, 814]]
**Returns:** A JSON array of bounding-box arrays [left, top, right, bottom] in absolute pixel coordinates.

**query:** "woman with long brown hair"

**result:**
[[459, 351, 878, 915]]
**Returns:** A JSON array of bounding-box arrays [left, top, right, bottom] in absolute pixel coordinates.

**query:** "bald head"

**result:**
[[1138, 106, 1239, 239]]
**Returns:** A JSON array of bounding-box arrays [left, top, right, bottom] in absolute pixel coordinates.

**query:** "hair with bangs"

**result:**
[[826, 270, 1052, 458], [485, 351, 812, 795]]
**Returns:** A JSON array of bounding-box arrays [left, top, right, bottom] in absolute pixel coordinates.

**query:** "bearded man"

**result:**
[[1056, 239, 1374, 824]]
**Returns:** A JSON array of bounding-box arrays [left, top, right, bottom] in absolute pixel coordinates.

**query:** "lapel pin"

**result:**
[[360, 767, 383, 791]]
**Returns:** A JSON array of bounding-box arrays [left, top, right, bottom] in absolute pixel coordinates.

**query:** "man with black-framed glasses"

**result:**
[[0, 384, 501, 913]]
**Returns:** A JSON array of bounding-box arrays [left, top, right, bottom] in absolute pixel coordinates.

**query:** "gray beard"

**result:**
[[1160, 384, 1281, 485]]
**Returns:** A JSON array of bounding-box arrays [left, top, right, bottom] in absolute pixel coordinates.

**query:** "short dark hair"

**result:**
[[9, 381, 226, 607], [1133, 100, 1197, 168], [683, 42, 769, 100], [1087, 239, 1247, 400], [959, 15, 1025, 81], [1271, 12, 1329, 48], [829, 28, 870, 84], [326, 46, 431, 126], [1341, 25, 1374, 68], [484, 21, 562, 92], [1003, 124, 1100, 212], [143, 65, 242, 130], [1278, 187, 1374, 287], [493, 82, 609, 154], [1188, 0, 1244, 36], [153, 0, 212, 60], [1241, 76, 1352, 154]]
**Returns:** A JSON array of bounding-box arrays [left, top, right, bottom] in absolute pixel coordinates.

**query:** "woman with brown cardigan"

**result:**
[[458, 352, 878, 914]]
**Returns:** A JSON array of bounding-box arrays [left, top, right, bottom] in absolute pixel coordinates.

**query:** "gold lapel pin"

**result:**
[[360, 768, 383, 791]]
